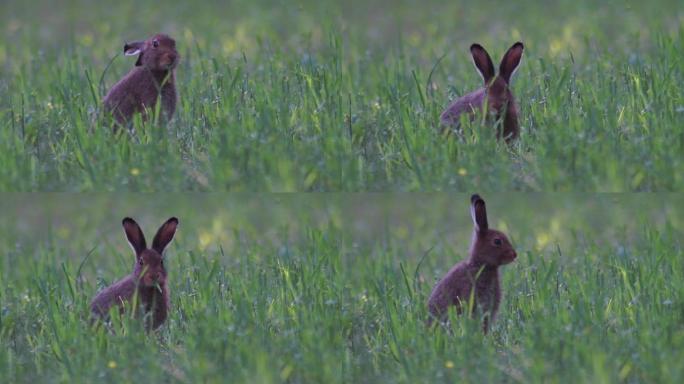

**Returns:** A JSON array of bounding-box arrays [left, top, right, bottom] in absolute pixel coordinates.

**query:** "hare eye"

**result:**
[[493, 238, 502, 246], [153, 40, 159, 48]]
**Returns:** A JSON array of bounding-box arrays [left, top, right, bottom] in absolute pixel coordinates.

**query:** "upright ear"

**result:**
[[470, 44, 495, 84], [470, 194, 488, 233], [122, 218, 147, 257], [152, 217, 179, 254], [499, 42, 524, 83], [123, 41, 144, 66]]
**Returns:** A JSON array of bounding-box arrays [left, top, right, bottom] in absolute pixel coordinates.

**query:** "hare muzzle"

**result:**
[[503, 250, 517, 264], [162, 53, 178, 69]]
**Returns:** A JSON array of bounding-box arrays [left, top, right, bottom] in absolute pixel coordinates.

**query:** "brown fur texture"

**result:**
[[427, 195, 517, 332], [441, 42, 524, 143], [103, 34, 179, 126], [90, 217, 178, 330]]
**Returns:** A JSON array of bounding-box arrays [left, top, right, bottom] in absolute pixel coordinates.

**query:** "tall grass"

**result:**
[[0, 0, 682, 191], [0, 194, 682, 382]]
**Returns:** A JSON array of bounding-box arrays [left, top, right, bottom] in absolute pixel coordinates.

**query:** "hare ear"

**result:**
[[123, 41, 144, 66], [499, 42, 524, 83], [470, 44, 495, 84], [123, 41, 143, 56], [152, 217, 179, 254], [122, 218, 147, 257], [470, 194, 488, 233]]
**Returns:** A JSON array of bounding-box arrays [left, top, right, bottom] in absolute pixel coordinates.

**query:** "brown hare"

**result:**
[[103, 34, 179, 126], [441, 42, 524, 142], [90, 217, 178, 330], [427, 195, 517, 332]]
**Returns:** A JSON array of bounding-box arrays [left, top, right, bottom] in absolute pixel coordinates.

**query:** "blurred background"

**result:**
[[1, 193, 682, 270], [2, 0, 682, 62], [2, 0, 682, 87]]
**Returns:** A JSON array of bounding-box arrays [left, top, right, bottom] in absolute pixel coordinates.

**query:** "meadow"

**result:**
[[0, 194, 683, 382], [0, 0, 682, 191], [1, 0, 684, 382]]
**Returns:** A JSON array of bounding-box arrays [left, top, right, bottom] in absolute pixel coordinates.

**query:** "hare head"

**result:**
[[123, 34, 179, 71], [470, 42, 524, 122], [469, 194, 517, 266], [122, 217, 178, 287]]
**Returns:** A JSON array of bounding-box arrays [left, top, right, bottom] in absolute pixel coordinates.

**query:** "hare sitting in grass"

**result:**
[[441, 42, 524, 142], [91, 217, 178, 330], [427, 195, 517, 332], [103, 34, 179, 126]]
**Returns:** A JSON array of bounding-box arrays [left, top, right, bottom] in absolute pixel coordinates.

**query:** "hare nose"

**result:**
[[511, 251, 517, 259]]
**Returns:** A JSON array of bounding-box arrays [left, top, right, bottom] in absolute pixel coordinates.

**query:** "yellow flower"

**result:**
[[536, 232, 551, 249], [108, 360, 117, 369], [56, 226, 70, 239], [130, 168, 140, 176], [198, 231, 213, 251], [445, 360, 454, 369], [458, 168, 467, 176], [79, 33, 93, 47]]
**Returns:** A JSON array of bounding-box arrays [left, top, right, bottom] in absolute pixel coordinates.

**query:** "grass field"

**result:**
[[1, 0, 684, 382], [0, 194, 683, 382], [0, 0, 682, 191]]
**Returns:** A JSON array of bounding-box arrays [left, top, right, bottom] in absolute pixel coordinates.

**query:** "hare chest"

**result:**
[[474, 272, 501, 317], [159, 82, 177, 119], [134, 70, 176, 122], [139, 77, 176, 121]]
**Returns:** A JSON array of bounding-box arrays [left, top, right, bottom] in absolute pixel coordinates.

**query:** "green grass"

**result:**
[[2, 1, 683, 382], [0, 0, 682, 191], [0, 194, 683, 382]]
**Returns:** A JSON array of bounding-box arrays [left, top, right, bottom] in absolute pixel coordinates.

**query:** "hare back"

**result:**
[[103, 67, 177, 124], [90, 275, 137, 317], [440, 88, 486, 126], [427, 261, 472, 317], [427, 261, 501, 319]]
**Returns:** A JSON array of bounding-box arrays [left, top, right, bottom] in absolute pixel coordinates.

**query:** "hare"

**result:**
[[427, 195, 517, 332], [90, 217, 178, 330], [103, 34, 179, 126], [440, 42, 524, 142]]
